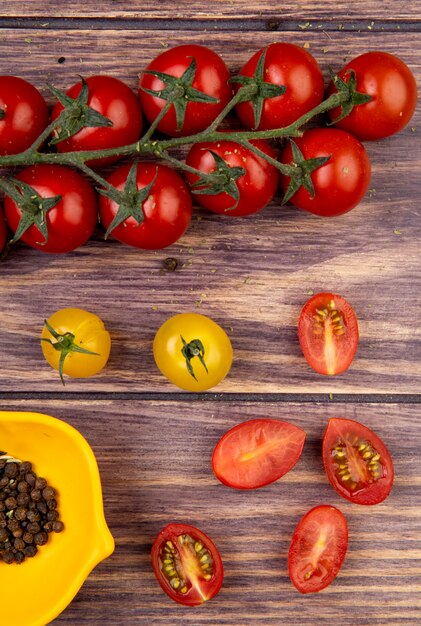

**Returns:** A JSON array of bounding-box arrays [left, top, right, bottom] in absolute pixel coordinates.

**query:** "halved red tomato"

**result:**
[[151, 523, 223, 606], [288, 505, 348, 594], [212, 419, 306, 489], [322, 418, 394, 505], [298, 292, 359, 376]]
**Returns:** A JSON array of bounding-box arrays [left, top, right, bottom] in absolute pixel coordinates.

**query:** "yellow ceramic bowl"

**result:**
[[0, 411, 115, 626]]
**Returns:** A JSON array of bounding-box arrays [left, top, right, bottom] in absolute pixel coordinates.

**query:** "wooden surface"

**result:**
[[3, 399, 421, 625], [0, 3, 420, 625]]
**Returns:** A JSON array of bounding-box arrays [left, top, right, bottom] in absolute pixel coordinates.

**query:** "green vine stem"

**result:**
[[0, 89, 348, 193]]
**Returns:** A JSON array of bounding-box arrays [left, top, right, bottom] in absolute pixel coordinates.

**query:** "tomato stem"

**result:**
[[0, 89, 347, 186]]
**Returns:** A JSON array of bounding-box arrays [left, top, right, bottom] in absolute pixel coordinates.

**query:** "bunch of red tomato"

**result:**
[[0, 43, 417, 255]]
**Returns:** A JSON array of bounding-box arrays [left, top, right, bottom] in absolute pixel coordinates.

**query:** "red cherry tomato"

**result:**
[[99, 162, 192, 249], [327, 51, 417, 141], [51, 75, 143, 166], [280, 128, 371, 217], [235, 43, 324, 130], [3, 165, 97, 253], [151, 523, 224, 606], [298, 292, 359, 376], [0, 206, 7, 252], [323, 418, 394, 505], [212, 419, 306, 489], [0, 76, 49, 156], [139, 44, 232, 137], [185, 139, 279, 216], [288, 505, 348, 593]]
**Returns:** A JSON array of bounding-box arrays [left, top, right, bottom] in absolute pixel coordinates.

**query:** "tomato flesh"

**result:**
[[288, 505, 348, 593], [151, 523, 223, 606], [212, 419, 306, 489], [323, 418, 394, 505], [298, 292, 359, 376]]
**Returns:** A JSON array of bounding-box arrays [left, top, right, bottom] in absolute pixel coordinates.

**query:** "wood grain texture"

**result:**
[[0, 0, 420, 21], [0, 29, 419, 394], [1, 400, 420, 625]]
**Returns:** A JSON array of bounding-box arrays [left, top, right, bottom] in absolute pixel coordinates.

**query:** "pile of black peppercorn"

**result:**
[[0, 456, 64, 564]]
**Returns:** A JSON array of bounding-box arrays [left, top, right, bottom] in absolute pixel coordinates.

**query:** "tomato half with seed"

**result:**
[[0, 76, 49, 156], [298, 292, 359, 376], [51, 75, 143, 167], [212, 419, 306, 489], [323, 418, 394, 505], [185, 138, 279, 216], [41, 308, 111, 384], [139, 44, 231, 137], [234, 42, 324, 130], [327, 51, 417, 141], [280, 128, 371, 217], [99, 162, 192, 249], [151, 523, 223, 606], [153, 313, 233, 391], [288, 505, 348, 594]]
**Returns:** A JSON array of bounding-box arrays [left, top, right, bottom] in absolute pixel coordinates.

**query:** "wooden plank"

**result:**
[[0, 29, 419, 394], [1, 399, 419, 624], [0, 1, 420, 22]]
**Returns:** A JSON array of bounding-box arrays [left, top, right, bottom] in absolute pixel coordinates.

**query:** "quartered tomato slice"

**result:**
[[151, 523, 223, 606], [212, 419, 306, 489], [298, 292, 359, 376], [288, 505, 348, 594], [322, 418, 394, 505]]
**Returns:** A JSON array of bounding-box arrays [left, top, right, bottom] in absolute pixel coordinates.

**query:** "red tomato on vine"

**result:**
[[327, 51, 417, 141], [3, 165, 98, 253], [99, 162, 192, 249], [139, 44, 232, 136], [0, 76, 49, 156]]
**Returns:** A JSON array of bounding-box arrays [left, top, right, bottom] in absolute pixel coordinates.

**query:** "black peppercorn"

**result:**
[[34, 531, 48, 546], [4, 462, 18, 478], [25, 471, 36, 486], [17, 492, 30, 507], [26, 522, 41, 534], [30, 489, 42, 502], [42, 486, 55, 499], [24, 545, 37, 558], [26, 509, 41, 523], [14, 550, 25, 564], [53, 520, 64, 533], [1, 454, 64, 563], [17, 480, 30, 493]]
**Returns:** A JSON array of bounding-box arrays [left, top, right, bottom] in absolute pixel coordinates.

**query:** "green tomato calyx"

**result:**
[[230, 48, 287, 130], [48, 76, 113, 145], [140, 58, 219, 132], [281, 140, 331, 204], [0, 175, 61, 245], [180, 336, 208, 381], [98, 163, 158, 239], [41, 319, 100, 385], [328, 69, 373, 125]]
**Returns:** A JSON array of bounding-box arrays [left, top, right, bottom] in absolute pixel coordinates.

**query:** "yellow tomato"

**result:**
[[153, 312, 233, 391], [41, 308, 111, 383]]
